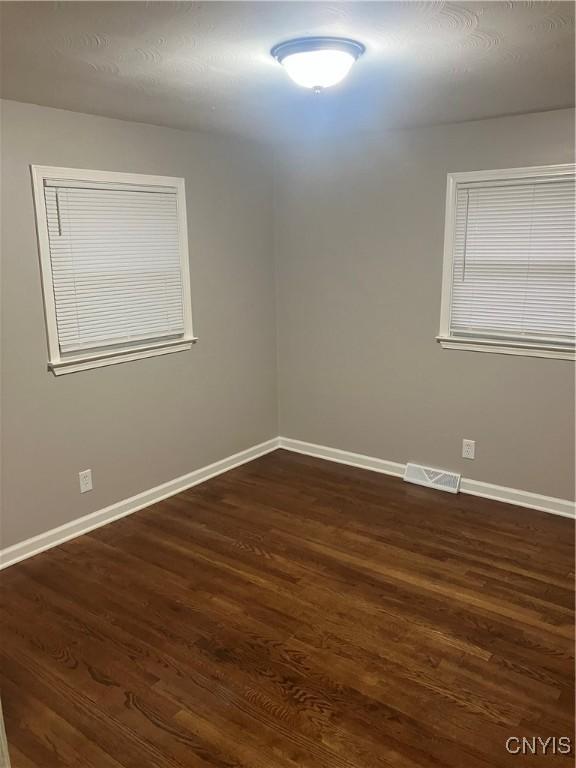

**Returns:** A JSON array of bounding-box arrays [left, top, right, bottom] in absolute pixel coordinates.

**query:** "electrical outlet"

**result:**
[[79, 469, 93, 493], [462, 439, 475, 460]]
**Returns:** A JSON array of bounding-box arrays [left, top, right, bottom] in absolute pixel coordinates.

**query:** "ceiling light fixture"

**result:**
[[271, 37, 365, 92]]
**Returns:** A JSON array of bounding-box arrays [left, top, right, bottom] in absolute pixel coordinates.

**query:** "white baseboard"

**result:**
[[279, 437, 406, 478], [0, 438, 280, 570], [2, 434, 573, 570], [458, 477, 575, 518], [279, 437, 575, 519]]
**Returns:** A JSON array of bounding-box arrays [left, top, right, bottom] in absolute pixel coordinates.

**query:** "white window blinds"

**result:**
[[32, 167, 194, 374], [442, 169, 575, 357], [44, 183, 186, 354]]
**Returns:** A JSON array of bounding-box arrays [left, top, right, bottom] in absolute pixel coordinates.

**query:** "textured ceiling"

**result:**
[[1, 1, 574, 143]]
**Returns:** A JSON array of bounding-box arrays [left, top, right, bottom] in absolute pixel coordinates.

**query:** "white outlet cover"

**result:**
[[79, 469, 93, 493], [462, 440, 475, 460]]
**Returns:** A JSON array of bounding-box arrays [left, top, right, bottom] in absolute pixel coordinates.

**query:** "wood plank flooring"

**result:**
[[1, 449, 574, 767]]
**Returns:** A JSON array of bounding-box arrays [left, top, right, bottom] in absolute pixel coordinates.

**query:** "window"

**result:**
[[31, 166, 195, 374], [438, 164, 575, 360]]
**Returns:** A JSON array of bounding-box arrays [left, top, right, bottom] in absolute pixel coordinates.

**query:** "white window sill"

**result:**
[[436, 336, 575, 361], [49, 338, 198, 375]]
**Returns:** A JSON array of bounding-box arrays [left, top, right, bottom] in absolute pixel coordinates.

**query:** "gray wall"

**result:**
[[2, 102, 574, 552], [274, 109, 575, 500], [1, 99, 278, 548]]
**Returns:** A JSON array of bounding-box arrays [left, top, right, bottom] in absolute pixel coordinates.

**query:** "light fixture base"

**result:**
[[271, 36, 366, 63]]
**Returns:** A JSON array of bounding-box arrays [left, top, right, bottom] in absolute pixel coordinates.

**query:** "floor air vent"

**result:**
[[403, 463, 461, 494]]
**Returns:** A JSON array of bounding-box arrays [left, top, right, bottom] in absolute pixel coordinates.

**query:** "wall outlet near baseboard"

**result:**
[[79, 469, 93, 493], [462, 439, 475, 460]]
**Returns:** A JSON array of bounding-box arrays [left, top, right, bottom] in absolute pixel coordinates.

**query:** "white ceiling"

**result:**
[[1, 1, 574, 143]]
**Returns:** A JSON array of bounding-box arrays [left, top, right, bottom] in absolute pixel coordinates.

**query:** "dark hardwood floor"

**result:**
[[1, 449, 574, 767]]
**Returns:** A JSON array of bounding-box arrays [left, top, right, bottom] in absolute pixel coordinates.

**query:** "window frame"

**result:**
[[437, 163, 575, 361], [31, 165, 197, 375]]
